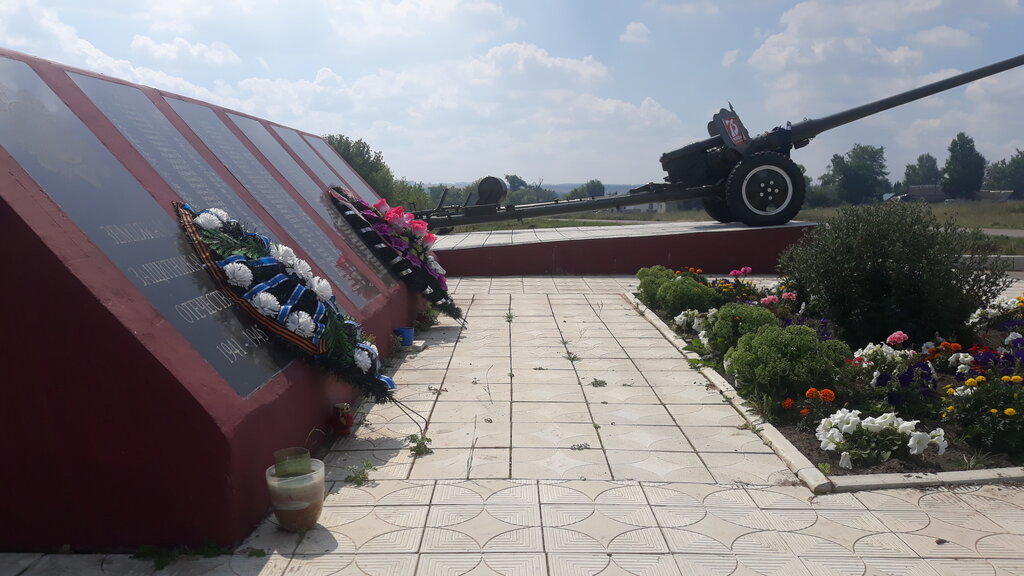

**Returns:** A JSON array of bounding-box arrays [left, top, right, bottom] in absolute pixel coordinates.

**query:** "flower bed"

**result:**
[[636, 263, 1024, 475]]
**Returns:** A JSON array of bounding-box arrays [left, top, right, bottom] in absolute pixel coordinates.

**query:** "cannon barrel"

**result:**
[[788, 53, 1024, 144]]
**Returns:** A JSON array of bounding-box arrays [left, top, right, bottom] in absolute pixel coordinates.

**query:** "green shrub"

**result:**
[[656, 277, 718, 316], [778, 202, 1010, 347], [636, 266, 676, 307], [705, 303, 780, 357], [725, 324, 850, 400]]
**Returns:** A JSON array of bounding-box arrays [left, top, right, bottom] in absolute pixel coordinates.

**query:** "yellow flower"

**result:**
[[1003, 376, 1012, 382], [966, 378, 977, 387], [977, 376, 987, 383], [1006, 408, 1018, 416], [1013, 376, 1023, 383], [946, 388, 956, 396], [946, 406, 955, 412]]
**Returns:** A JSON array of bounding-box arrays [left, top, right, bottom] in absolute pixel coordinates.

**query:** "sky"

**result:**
[[1, 0, 1023, 186]]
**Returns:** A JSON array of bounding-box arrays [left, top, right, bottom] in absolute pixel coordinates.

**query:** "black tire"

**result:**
[[701, 197, 736, 223], [724, 152, 805, 226]]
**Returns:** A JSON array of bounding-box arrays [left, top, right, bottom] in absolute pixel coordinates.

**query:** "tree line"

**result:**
[[326, 134, 605, 210], [807, 132, 1024, 207]]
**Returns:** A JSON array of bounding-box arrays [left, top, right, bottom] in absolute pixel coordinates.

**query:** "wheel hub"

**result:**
[[742, 166, 792, 216]]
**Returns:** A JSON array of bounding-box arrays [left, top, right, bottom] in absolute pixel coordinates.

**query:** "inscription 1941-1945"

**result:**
[[0, 56, 292, 396]]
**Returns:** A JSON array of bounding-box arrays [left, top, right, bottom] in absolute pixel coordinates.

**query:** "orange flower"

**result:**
[[951, 343, 962, 351], [781, 398, 795, 410], [675, 270, 682, 275], [805, 388, 819, 399], [818, 389, 836, 403], [696, 268, 703, 274], [799, 408, 811, 415]]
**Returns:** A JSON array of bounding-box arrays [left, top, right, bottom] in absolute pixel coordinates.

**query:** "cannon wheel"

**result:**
[[701, 197, 736, 223], [724, 152, 805, 226]]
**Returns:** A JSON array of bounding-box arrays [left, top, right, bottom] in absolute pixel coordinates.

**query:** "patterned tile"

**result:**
[[547, 553, 683, 576], [427, 420, 511, 449], [297, 506, 427, 554], [644, 484, 751, 508], [543, 504, 667, 552], [672, 554, 739, 576], [701, 452, 796, 485], [513, 384, 587, 403], [606, 450, 714, 483], [416, 553, 547, 575], [237, 515, 305, 555], [734, 554, 812, 576], [286, 554, 417, 575], [860, 557, 941, 575], [575, 370, 647, 388], [364, 401, 437, 426], [324, 480, 434, 507], [444, 368, 513, 386], [408, 449, 477, 480], [539, 481, 648, 505], [582, 383, 663, 404], [512, 448, 612, 480], [434, 383, 513, 403], [431, 401, 511, 423], [432, 480, 538, 505], [333, 422, 422, 452], [797, 555, 867, 576], [422, 504, 542, 552], [513, 356, 577, 371], [323, 449, 414, 481], [469, 448, 513, 479]]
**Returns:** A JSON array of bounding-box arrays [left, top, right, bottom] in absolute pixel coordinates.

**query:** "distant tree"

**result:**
[[903, 153, 942, 187], [326, 134, 430, 209], [507, 183, 558, 205], [566, 179, 605, 200], [985, 149, 1024, 198], [805, 183, 839, 208], [819, 144, 889, 204], [505, 174, 528, 192], [942, 132, 987, 199]]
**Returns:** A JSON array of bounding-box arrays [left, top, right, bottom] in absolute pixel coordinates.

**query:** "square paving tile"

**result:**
[[407, 448, 511, 480], [653, 387, 727, 404], [575, 370, 646, 388], [434, 382, 512, 403], [513, 384, 587, 403], [512, 356, 576, 371], [417, 553, 548, 575], [539, 480, 647, 505], [665, 403, 745, 427], [512, 448, 612, 480], [606, 450, 714, 483], [590, 403, 674, 426], [511, 422, 602, 449], [432, 479, 538, 505], [598, 425, 693, 452], [298, 506, 428, 553], [426, 420, 511, 449], [680, 426, 772, 453], [512, 401, 592, 423], [323, 449, 414, 481], [324, 479, 434, 507], [582, 382, 661, 404], [430, 401, 511, 423], [542, 504, 666, 552]]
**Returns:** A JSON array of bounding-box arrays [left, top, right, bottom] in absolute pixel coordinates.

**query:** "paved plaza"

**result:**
[[6, 275, 1024, 575]]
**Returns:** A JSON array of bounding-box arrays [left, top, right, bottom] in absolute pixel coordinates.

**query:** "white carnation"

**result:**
[[353, 348, 372, 373], [308, 276, 333, 302], [285, 311, 316, 338], [194, 212, 223, 230], [290, 258, 313, 281], [270, 244, 297, 266], [223, 262, 253, 288], [839, 451, 852, 469], [251, 292, 281, 317], [206, 208, 230, 221]]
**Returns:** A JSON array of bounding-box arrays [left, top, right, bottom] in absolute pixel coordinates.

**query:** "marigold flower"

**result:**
[[1003, 376, 1012, 383], [946, 406, 955, 412], [675, 270, 682, 275], [1013, 376, 1023, 383], [966, 378, 977, 387], [946, 388, 956, 395], [1006, 408, 1018, 416], [799, 408, 811, 415], [991, 409, 1000, 414], [696, 268, 703, 274], [976, 376, 987, 383], [805, 388, 819, 399], [818, 389, 836, 403], [952, 343, 962, 351], [781, 398, 795, 409]]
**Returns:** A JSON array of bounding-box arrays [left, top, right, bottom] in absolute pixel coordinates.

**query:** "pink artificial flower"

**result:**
[[409, 219, 429, 237], [782, 292, 797, 301], [402, 212, 415, 227], [886, 331, 909, 346], [740, 266, 753, 275], [760, 295, 779, 306], [422, 232, 438, 247], [373, 198, 390, 213], [384, 206, 407, 228], [729, 269, 742, 277]]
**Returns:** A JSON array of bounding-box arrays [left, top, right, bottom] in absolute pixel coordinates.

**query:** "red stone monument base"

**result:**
[[435, 223, 815, 276]]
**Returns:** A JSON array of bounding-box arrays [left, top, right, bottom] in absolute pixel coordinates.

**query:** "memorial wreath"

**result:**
[[173, 201, 395, 403]]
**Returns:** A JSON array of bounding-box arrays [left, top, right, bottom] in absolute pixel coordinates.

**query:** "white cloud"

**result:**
[[914, 25, 976, 48], [619, 22, 649, 44], [721, 49, 739, 67], [137, 0, 268, 33], [651, 0, 720, 15], [130, 35, 241, 66], [322, 0, 519, 45]]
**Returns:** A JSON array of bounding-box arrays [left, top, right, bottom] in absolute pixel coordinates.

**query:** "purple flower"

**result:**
[[407, 253, 422, 269], [390, 236, 409, 253], [886, 390, 904, 406], [372, 223, 391, 236]]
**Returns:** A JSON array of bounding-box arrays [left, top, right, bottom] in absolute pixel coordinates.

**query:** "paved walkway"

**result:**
[[7, 275, 1024, 575]]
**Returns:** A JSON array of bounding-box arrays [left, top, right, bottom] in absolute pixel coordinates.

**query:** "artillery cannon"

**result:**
[[418, 54, 1024, 230]]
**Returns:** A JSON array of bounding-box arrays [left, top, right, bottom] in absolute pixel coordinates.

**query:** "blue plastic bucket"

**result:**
[[393, 327, 414, 346]]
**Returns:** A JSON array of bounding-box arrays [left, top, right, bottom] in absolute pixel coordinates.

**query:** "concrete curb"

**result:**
[[628, 293, 1024, 493]]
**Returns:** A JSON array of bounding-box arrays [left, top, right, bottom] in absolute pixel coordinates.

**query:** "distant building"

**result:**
[[906, 184, 944, 202]]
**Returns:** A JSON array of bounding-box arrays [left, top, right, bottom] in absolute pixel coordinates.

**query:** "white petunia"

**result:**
[[194, 212, 223, 230], [251, 292, 281, 317], [223, 262, 253, 288], [907, 431, 931, 456], [285, 311, 316, 338], [1006, 332, 1023, 344], [290, 258, 313, 281], [820, 427, 844, 451], [353, 348, 372, 373], [270, 243, 297, 266], [839, 451, 852, 469], [840, 415, 861, 434], [929, 428, 948, 455], [896, 419, 919, 435], [307, 276, 333, 302]]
